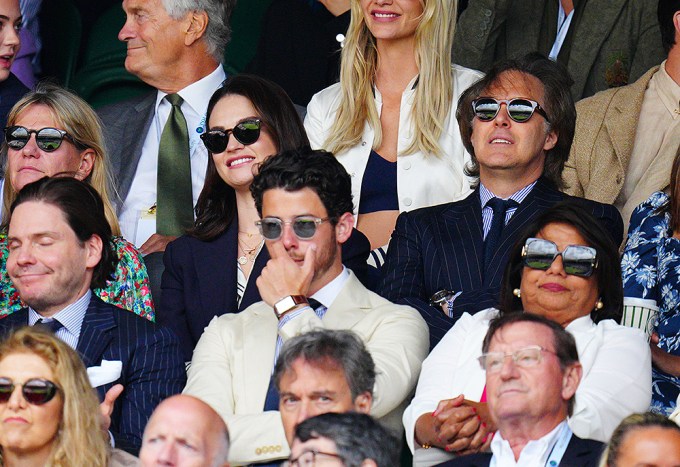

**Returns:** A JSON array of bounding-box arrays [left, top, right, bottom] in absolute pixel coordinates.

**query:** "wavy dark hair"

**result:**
[[251, 148, 354, 222], [498, 201, 623, 323], [190, 74, 310, 241], [658, 0, 680, 54], [457, 52, 575, 189], [9, 177, 115, 289]]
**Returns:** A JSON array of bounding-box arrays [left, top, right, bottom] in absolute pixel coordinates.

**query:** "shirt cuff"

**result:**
[[277, 305, 312, 329], [446, 292, 463, 318]]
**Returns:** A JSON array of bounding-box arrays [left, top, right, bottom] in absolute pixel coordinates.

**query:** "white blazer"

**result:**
[[304, 65, 483, 218]]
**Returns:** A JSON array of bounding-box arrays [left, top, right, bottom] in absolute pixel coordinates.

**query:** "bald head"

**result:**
[[140, 395, 229, 467]]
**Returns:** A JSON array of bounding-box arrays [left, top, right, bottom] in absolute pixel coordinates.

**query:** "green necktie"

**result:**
[[157, 93, 194, 236]]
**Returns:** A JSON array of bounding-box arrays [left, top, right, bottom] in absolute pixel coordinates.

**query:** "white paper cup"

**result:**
[[622, 297, 659, 342]]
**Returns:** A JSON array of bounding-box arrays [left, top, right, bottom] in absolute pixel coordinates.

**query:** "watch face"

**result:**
[[429, 289, 451, 306]]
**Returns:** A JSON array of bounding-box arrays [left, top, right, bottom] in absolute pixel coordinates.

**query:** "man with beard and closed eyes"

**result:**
[[183, 148, 429, 466]]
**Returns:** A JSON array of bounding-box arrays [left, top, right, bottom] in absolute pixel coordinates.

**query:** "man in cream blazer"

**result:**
[[565, 1, 680, 229], [183, 149, 429, 466]]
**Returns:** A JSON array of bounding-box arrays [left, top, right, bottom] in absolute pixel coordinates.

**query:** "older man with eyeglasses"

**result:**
[[436, 313, 604, 467], [183, 148, 428, 466]]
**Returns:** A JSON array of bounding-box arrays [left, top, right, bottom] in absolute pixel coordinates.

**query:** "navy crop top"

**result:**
[[358, 150, 399, 214]]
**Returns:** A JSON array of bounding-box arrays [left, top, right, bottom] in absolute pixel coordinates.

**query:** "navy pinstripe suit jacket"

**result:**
[[378, 178, 623, 349], [0, 296, 186, 455]]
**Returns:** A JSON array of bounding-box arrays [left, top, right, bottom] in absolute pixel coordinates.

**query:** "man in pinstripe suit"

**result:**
[[0, 178, 185, 455], [379, 54, 623, 350]]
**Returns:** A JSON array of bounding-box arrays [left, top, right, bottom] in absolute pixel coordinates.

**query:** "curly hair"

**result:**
[[251, 148, 354, 222], [0, 327, 109, 466]]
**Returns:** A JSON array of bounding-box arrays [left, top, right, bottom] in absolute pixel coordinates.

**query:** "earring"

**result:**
[[595, 299, 604, 310], [513, 288, 521, 298]]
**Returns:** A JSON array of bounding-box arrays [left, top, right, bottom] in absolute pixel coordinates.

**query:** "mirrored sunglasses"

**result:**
[[256, 216, 331, 240], [200, 118, 261, 153], [522, 237, 598, 277], [0, 377, 60, 405], [472, 97, 550, 123], [4, 126, 77, 152]]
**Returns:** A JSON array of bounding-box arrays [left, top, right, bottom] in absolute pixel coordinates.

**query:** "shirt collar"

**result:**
[[28, 290, 91, 337], [310, 267, 350, 308], [653, 61, 680, 119], [154, 65, 226, 115], [480, 181, 537, 209], [491, 420, 568, 466]]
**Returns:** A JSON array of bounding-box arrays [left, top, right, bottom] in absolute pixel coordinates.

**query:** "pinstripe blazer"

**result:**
[[0, 296, 186, 455], [378, 178, 623, 349]]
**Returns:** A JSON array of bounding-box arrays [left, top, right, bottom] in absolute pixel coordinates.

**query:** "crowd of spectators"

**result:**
[[0, 0, 678, 466]]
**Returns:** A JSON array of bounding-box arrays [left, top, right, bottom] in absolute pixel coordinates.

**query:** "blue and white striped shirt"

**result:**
[[28, 290, 90, 349]]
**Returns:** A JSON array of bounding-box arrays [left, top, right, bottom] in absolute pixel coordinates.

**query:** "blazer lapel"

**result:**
[[240, 306, 278, 412], [0, 309, 29, 337], [116, 93, 156, 206], [440, 189, 485, 288], [568, 0, 627, 98], [76, 297, 116, 368], [195, 223, 237, 315], [322, 273, 373, 330]]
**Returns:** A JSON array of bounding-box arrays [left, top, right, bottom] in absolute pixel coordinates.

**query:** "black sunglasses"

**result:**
[[472, 98, 550, 123], [0, 377, 60, 405], [256, 216, 332, 240], [200, 118, 261, 153], [522, 238, 598, 277], [4, 126, 79, 152]]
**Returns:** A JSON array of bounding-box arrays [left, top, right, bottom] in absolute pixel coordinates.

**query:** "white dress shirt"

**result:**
[[119, 66, 226, 244], [28, 290, 91, 349], [490, 421, 571, 467]]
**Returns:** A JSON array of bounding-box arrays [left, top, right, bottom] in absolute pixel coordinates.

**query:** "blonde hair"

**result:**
[[1, 83, 121, 235], [0, 327, 109, 466], [324, 0, 456, 157]]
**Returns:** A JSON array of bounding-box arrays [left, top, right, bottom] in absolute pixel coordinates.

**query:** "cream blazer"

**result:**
[[183, 272, 429, 466], [304, 65, 483, 218]]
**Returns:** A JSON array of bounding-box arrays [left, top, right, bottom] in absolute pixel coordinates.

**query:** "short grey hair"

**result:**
[[274, 330, 376, 400], [162, 0, 235, 62]]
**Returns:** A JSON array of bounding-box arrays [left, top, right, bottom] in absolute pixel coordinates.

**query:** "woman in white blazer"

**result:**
[[305, 0, 482, 265]]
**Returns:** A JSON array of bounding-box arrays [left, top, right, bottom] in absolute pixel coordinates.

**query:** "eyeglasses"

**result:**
[[4, 126, 78, 152], [472, 97, 550, 123], [286, 450, 346, 466], [522, 238, 598, 277], [0, 377, 60, 405], [256, 216, 332, 240], [200, 118, 262, 153], [478, 345, 556, 373]]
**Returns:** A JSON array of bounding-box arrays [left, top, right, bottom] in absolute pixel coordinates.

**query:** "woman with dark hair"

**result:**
[[621, 146, 680, 416], [403, 202, 650, 466], [160, 75, 368, 362]]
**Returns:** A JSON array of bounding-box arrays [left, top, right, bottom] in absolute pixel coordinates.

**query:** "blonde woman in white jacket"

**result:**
[[305, 0, 482, 267]]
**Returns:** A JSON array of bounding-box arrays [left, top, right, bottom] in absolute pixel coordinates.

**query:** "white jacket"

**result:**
[[304, 65, 483, 217]]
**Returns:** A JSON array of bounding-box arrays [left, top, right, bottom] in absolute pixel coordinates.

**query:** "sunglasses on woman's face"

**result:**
[[4, 126, 76, 152], [0, 377, 60, 405], [522, 237, 598, 277], [200, 118, 261, 153], [472, 97, 550, 123]]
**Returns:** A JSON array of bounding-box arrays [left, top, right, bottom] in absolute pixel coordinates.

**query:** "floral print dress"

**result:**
[[0, 234, 155, 321], [622, 191, 680, 415]]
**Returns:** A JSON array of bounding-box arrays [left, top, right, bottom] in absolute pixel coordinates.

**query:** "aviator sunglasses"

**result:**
[[200, 118, 261, 153], [4, 126, 80, 152], [0, 377, 60, 405], [522, 238, 598, 277], [472, 98, 550, 123], [256, 216, 332, 241]]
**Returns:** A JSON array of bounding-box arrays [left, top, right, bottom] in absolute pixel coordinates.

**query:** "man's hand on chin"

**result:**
[[256, 241, 316, 306]]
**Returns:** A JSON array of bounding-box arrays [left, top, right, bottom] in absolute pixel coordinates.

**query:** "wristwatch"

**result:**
[[429, 289, 455, 307], [273, 295, 308, 319]]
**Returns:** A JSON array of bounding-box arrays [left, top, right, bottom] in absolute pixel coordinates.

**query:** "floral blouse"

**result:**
[[622, 191, 680, 415], [0, 234, 155, 321]]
